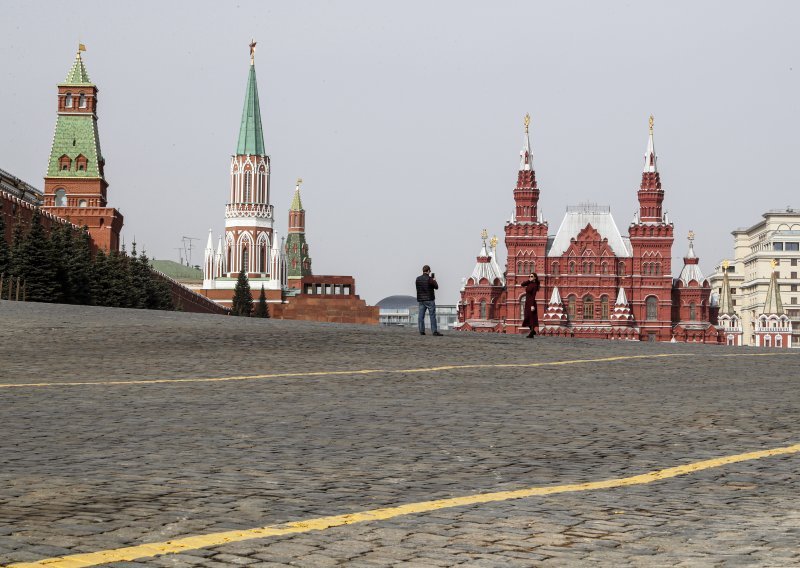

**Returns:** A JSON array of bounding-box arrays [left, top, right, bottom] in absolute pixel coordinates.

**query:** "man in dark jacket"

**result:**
[[415, 265, 442, 336]]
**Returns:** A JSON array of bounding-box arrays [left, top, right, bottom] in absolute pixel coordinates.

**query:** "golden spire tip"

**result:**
[[524, 113, 531, 133], [649, 114, 654, 132]]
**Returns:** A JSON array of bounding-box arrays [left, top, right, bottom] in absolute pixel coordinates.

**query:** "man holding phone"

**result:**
[[415, 265, 442, 336]]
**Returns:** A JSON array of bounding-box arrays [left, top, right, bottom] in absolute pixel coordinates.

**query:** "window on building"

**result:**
[[552, 262, 559, 276], [689, 301, 696, 321], [792, 258, 798, 266], [260, 245, 267, 273], [567, 295, 576, 320], [78, 94, 87, 108], [480, 300, 487, 319], [583, 295, 594, 319], [792, 272, 798, 279], [601, 262, 608, 274], [774, 259, 781, 266], [765, 335, 772, 347], [646, 296, 658, 321], [786, 242, 800, 252], [792, 297, 798, 305], [733, 299, 737, 306], [569, 262, 575, 274], [343, 285, 351, 295], [774, 242, 784, 251], [54, 189, 67, 207], [601, 295, 609, 319], [78, 199, 87, 207], [792, 285, 798, 292], [588, 262, 594, 274], [65, 93, 73, 108], [242, 247, 249, 272], [305, 284, 313, 294], [618, 261, 625, 276], [731, 288, 736, 294], [777, 335, 783, 347], [244, 171, 252, 202], [655, 262, 661, 275], [315, 284, 323, 294]]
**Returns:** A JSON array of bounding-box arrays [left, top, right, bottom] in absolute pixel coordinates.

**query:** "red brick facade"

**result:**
[[457, 118, 721, 344]]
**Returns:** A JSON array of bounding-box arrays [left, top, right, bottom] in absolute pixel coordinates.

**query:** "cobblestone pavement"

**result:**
[[1, 301, 799, 567]]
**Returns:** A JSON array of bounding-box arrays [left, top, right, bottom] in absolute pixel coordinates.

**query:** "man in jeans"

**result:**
[[415, 265, 442, 336]]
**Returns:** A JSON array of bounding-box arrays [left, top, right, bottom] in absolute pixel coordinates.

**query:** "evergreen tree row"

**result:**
[[0, 206, 173, 310], [231, 267, 270, 318]]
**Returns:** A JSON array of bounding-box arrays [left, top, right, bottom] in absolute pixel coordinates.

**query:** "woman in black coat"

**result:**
[[520, 272, 540, 338]]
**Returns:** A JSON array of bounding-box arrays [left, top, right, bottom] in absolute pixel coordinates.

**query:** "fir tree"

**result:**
[[139, 250, 174, 310], [8, 214, 25, 278], [49, 222, 73, 303], [231, 267, 253, 316], [105, 249, 134, 308], [91, 249, 111, 306], [15, 210, 57, 302], [68, 228, 93, 305], [254, 284, 269, 318], [127, 242, 148, 309], [0, 204, 9, 278]]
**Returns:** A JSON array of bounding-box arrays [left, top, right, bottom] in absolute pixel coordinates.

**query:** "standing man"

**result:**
[[416, 265, 442, 336]]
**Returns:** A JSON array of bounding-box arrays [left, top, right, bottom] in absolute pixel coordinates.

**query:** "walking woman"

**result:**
[[520, 272, 540, 338]]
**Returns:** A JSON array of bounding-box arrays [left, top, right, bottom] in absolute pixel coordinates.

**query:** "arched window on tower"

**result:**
[[59, 155, 71, 171], [655, 262, 661, 275], [601, 295, 609, 319], [54, 189, 67, 207], [689, 302, 696, 321], [567, 295, 576, 320], [480, 300, 487, 319], [569, 261, 576, 274], [601, 261, 608, 274], [78, 94, 87, 108], [589, 262, 594, 274], [260, 244, 267, 273], [65, 93, 73, 108], [646, 296, 658, 320], [618, 261, 625, 276], [242, 246, 249, 273], [244, 171, 252, 202], [552, 261, 559, 276], [583, 295, 594, 319]]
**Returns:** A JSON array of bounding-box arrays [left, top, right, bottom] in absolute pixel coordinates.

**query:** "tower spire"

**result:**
[[643, 114, 657, 173], [719, 260, 735, 316], [637, 114, 664, 223], [236, 40, 265, 156], [763, 260, 785, 315], [520, 113, 533, 171], [514, 113, 540, 222]]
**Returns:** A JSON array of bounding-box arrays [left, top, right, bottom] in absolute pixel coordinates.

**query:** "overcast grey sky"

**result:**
[[2, 1, 799, 304]]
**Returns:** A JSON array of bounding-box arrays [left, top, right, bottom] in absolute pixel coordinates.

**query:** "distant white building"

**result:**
[[709, 207, 798, 347], [377, 295, 459, 330]]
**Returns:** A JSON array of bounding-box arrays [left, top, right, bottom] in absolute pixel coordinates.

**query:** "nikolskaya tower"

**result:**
[[203, 41, 287, 301]]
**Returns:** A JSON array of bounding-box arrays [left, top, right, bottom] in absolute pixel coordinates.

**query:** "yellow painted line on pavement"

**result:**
[[6, 441, 800, 568], [0, 352, 795, 389]]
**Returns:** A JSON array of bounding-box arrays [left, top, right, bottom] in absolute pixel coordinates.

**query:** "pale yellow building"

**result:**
[[709, 207, 799, 347]]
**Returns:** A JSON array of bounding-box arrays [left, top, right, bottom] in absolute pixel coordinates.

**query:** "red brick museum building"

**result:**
[[456, 116, 721, 343]]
